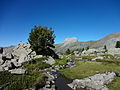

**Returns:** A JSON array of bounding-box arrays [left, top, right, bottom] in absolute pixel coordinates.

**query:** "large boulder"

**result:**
[[12, 43, 36, 64], [81, 49, 106, 56], [0, 43, 36, 71], [81, 49, 99, 56], [107, 48, 120, 55], [2, 60, 12, 70], [44, 56, 55, 65], [12, 43, 32, 58], [68, 72, 115, 90]]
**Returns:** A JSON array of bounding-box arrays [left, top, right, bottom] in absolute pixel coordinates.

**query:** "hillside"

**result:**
[[55, 32, 120, 53]]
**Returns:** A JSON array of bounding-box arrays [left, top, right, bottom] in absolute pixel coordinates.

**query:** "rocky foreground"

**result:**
[[0, 43, 36, 72]]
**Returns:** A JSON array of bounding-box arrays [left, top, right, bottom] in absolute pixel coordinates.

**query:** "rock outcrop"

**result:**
[[44, 56, 55, 65], [107, 48, 120, 55], [68, 72, 116, 90], [0, 43, 36, 71]]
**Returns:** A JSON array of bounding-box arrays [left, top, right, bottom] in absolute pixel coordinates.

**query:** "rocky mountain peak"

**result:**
[[63, 37, 78, 44]]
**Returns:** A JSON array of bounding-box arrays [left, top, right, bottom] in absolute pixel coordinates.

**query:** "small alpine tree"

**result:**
[[66, 49, 71, 55], [103, 45, 107, 52], [115, 41, 120, 48], [28, 25, 59, 59], [86, 46, 89, 51]]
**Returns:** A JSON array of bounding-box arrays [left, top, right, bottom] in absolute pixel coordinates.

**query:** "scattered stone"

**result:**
[[92, 56, 104, 61], [9, 68, 26, 74], [34, 55, 43, 59]]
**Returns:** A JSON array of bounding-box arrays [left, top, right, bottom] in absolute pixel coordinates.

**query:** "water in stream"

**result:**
[[53, 72, 73, 90]]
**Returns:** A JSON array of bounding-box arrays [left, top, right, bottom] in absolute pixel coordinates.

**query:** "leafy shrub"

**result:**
[[0, 71, 45, 90], [115, 41, 120, 48], [24, 58, 51, 71]]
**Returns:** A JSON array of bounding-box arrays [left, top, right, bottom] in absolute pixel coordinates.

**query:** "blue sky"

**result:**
[[0, 0, 120, 46]]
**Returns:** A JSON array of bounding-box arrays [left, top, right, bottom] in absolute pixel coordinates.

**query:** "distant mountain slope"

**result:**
[[55, 32, 120, 53], [91, 32, 120, 49]]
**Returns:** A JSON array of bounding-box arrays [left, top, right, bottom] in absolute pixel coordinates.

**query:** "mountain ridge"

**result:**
[[55, 32, 120, 53]]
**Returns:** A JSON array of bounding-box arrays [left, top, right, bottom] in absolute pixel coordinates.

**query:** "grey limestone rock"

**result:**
[[68, 72, 115, 90]]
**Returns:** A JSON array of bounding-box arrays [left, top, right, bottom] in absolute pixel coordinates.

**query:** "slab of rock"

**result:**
[[92, 56, 104, 61], [12, 43, 36, 64], [68, 72, 115, 90], [9, 68, 26, 74], [12, 43, 32, 57], [5, 53, 13, 59], [18, 53, 28, 64], [44, 56, 55, 65], [34, 55, 43, 59]]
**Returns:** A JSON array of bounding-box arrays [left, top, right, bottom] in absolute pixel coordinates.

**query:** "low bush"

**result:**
[[0, 71, 45, 90], [24, 57, 51, 71]]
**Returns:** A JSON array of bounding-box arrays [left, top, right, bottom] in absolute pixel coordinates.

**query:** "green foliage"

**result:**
[[0, 58, 51, 90], [54, 58, 68, 66], [96, 59, 120, 65], [0, 71, 45, 90], [24, 58, 51, 71], [65, 49, 71, 55], [107, 77, 120, 90], [115, 41, 120, 48], [103, 45, 108, 52], [60, 61, 120, 80], [86, 46, 89, 51], [28, 25, 58, 58], [81, 48, 84, 52]]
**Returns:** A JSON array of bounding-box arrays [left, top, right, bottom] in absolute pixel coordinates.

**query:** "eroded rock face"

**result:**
[[68, 72, 116, 90]]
